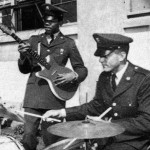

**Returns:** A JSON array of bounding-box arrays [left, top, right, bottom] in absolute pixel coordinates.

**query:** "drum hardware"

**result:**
[[46, 106, 124, 150], [0, 104, 24, 123], [47, 120, 125, 150], [0, 135, 25, 150]]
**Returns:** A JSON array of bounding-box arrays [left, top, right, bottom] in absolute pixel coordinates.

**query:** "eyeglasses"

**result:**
[[100, 50, 115, 59]]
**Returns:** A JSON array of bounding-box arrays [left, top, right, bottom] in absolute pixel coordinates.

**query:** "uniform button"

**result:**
[[129, 103, 132, 106], [135, 66, 138, 69], [126, 77, 130, 80], [114, 113, 118, 117], [47, 49, 50, 52], [112, 103, 116, 106]]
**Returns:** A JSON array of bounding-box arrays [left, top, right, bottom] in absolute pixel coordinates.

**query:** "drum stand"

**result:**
[[84, 140, 91, 150]]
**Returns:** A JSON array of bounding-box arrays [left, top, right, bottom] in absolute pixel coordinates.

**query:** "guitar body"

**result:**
[[36, 63, 78, 101]]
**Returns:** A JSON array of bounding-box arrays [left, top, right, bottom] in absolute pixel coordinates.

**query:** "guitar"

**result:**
[[0, 23, 78, 101]]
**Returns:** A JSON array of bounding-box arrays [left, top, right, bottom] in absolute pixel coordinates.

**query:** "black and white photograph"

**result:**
[[0, 0, 150, 150]]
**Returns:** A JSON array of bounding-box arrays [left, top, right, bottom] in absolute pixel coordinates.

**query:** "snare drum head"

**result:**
[[44, 138, 84, 150], [0, 136, 24, 150]]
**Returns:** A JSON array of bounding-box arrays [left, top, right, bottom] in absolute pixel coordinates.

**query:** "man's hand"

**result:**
[[42, 109, 66, 122], [18, 42, 30, 56], [54, 72, 78, 85], [87, 115, 111, 123]]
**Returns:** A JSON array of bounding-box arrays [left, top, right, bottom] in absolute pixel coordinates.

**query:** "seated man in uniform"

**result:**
[[43, 33, 150, 150]]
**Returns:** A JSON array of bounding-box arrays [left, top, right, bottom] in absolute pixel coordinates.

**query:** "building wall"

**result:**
[[1, 0, 150, 106]]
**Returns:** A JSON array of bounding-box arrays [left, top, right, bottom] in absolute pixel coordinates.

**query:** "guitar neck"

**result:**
[[11, 33, 51, 70]]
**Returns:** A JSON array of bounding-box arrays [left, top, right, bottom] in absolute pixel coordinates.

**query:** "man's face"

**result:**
[[44, 15, 60, 35], [99, 50, 122, 73]]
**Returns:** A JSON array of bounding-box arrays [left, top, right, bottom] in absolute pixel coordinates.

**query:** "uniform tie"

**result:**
[[111, 74, 116, 91], [50, 34, 54, 44], [47, 35, 54, 44]]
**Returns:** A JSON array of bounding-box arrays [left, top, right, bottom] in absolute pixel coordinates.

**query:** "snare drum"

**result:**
[[44, 138, 84, 150], [0, 136, 25, 150]]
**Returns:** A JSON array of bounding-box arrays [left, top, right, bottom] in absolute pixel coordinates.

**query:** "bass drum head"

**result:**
[[0, 136, 25, 150], [44, 138, 84, 150]]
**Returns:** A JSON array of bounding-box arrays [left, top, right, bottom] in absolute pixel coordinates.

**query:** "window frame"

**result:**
[[124, 0, 150, 29]]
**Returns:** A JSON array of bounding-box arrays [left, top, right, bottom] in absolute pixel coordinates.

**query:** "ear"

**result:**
[[119, 51, 126, 61], [59, 21, 63, 26]]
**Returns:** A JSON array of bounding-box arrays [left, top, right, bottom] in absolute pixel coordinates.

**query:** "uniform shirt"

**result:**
[[115, 61, 129, 85]]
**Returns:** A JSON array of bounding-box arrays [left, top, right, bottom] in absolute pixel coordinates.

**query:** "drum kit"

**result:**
[[44, 119, 125, 150], [0, 104, 125, 150]]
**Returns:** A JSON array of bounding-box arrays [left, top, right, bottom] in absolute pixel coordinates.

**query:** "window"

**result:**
[[126, 0, 150, 18], [16, 0, 45, 31], [0, 0, 11, 28], [51, 0, 77, 23], [0, 0, 77, 32], [124, 0, 150, 29]]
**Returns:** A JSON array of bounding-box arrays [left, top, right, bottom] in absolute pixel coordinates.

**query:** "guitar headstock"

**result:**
[[0, 23, 12, 35]]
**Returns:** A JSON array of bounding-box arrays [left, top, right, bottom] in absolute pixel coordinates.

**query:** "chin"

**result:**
[[103, 67, 112, 72]]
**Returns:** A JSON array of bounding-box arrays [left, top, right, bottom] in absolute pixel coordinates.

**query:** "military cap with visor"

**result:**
[[93, 33, 133, 57], [41, 3, 67, 21]]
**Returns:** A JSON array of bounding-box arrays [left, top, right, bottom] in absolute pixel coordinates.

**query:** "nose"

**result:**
[[99, 57, 105, 63]]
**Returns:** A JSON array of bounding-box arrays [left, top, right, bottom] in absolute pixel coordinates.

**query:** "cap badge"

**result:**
[[96, 38, 100, 42]]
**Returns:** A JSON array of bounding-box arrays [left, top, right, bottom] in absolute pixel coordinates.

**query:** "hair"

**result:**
[[115, 44, 129, 61], [120, 44, 129, 54]]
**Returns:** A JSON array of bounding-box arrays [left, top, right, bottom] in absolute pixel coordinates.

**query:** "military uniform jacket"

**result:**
[[18, 32, 87, 109], [66, 62, 150, 150]]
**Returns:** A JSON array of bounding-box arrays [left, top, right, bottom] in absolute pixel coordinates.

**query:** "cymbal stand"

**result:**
[[0, 123, 1, 135], [84, 139, 90, 150], [82, 139, 97, 150]]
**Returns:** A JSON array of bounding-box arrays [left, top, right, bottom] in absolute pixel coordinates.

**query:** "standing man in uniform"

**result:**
[[18, 4, 88, 150], [43, 33, 150, 150]]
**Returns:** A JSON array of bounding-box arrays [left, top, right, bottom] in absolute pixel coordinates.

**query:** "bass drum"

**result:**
[[44, 138, 84, 150], [0, 136, 25, 150]]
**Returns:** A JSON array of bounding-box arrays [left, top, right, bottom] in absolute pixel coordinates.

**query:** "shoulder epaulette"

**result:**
[[134, 66, 150, 76]]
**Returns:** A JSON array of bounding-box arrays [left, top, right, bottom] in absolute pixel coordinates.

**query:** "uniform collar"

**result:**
[[53, 31, 60, 39], [114, 61, 129, 85]]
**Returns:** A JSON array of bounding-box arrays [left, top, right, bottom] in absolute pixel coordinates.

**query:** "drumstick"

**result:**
[[98, 107, 112, 119], [63, 138, 77, 149], [15, 110, 61, 122]]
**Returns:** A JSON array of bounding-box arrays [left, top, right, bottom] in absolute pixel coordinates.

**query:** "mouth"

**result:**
[[102, 64, 107, 67], [44, 26, 52, 30]]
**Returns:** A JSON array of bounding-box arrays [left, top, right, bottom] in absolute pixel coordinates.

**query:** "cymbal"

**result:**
[[0, 104, 24, 123], [48, 120, 125, 139]]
